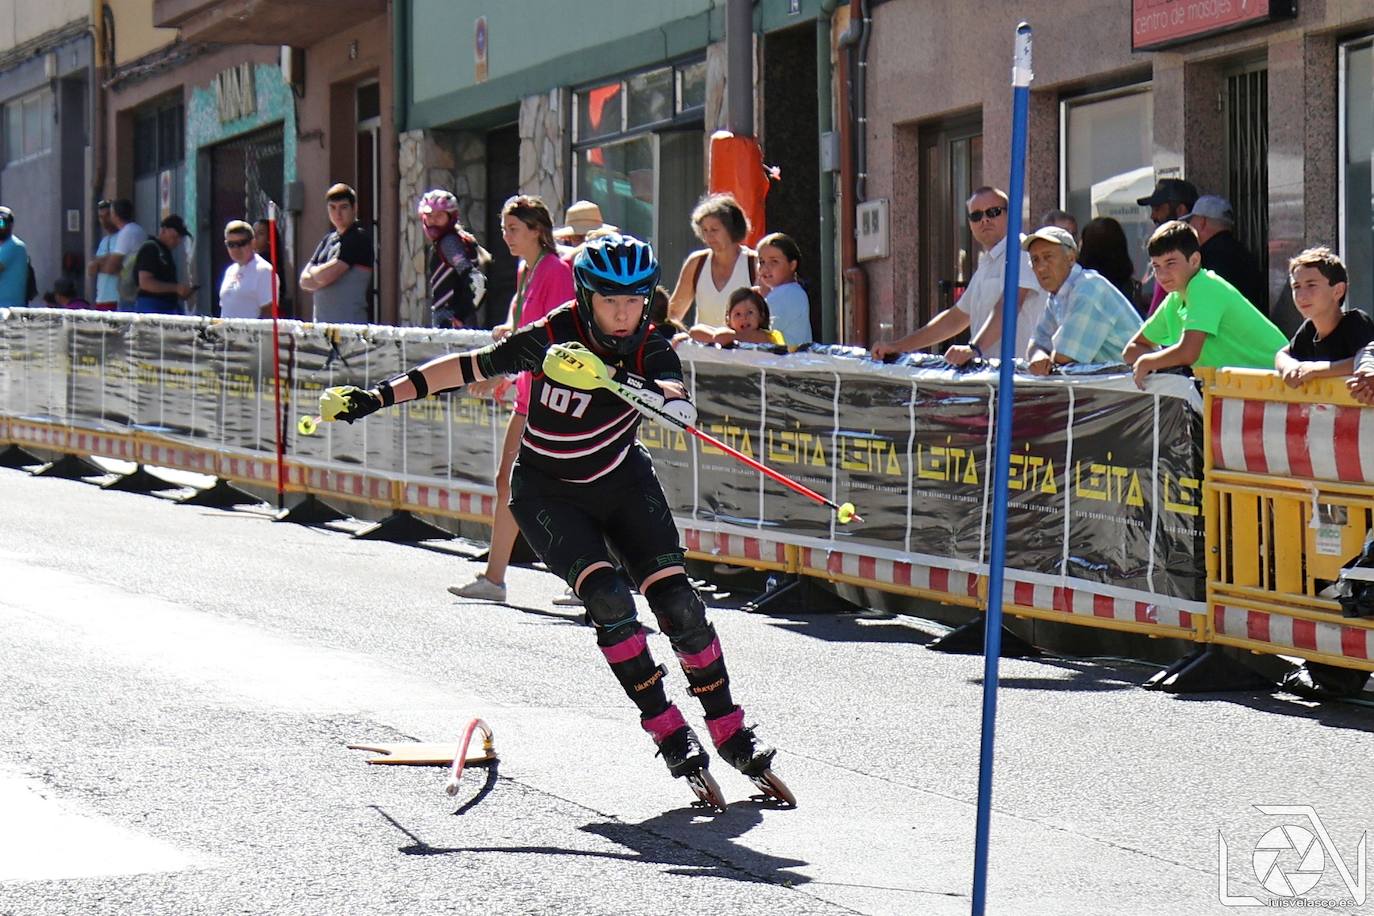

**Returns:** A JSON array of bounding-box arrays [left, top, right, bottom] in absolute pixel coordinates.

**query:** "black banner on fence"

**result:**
[[0, 311, 1204, 603]]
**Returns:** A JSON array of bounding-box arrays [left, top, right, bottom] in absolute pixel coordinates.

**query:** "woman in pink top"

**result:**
[[449, 195, 574, 603]]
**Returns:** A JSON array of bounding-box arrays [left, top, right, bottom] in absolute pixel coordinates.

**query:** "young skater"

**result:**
[[327, 233, 791, 808]]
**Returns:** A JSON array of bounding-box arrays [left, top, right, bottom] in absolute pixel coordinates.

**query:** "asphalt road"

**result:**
[[2, 462, 1372, 915]]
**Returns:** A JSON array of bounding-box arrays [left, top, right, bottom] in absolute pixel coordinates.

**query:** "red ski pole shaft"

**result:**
[[682, 421, 840, 512]]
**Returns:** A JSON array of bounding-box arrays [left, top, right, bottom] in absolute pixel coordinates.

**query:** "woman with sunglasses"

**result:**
[[218, 220, 278, 319], [870, 186, 1046, 365]]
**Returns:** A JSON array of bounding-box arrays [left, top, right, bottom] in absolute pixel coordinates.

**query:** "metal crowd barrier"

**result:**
[[22, 308, 1353, 674], [1204, 369, 1374, 672]]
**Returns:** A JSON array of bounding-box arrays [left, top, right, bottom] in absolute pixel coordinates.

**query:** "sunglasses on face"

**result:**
[[225, 238, 252, 249], [967, 206, 1006, 223]]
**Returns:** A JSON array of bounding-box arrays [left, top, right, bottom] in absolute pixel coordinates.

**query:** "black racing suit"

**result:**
[[443, 303, 748, 754]]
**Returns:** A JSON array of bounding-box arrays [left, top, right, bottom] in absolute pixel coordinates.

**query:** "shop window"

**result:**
[[572, 60, 706, 273], [1342, 37, 1374, 316], [1061, 86, 1153, 281], [3, 88, 53, 165], [132, 98, 185, 228]]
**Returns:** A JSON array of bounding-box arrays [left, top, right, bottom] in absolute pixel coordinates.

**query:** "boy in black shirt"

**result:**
[[1275, 247, 1374, 387]]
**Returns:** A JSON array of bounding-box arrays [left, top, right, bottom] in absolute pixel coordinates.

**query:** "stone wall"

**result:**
[[397, 128, 486, 327], [518, 89, 566, 220]]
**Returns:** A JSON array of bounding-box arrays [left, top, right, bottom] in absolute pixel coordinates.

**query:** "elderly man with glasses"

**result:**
[[218, 219, 278, 319], [871, 186, 1046, 365]]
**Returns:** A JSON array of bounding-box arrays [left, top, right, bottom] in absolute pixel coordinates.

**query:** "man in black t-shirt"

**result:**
[[300, 183, 373, 325], [134, 215, 193, 315], [1275, 247, 1374, 387]]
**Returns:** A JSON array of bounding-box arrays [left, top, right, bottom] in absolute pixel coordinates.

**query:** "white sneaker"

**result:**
[[447, 575, 507, 602], [552, 587, 584, 607]]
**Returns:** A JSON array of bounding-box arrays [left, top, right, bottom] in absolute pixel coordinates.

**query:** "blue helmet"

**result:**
[[573, 233, 661, 356]]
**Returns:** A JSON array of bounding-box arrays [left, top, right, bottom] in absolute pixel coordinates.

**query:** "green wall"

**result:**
[[404, 0, 825, 130]]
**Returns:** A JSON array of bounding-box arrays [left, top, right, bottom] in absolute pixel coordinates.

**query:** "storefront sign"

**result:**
[[214, 64, 257, 123], [1132, 0, 1296, 52]]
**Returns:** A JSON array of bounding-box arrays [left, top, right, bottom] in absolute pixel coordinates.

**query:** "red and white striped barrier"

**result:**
[[1212, 603, 1374, 669], [296, 464, 393, 505], [797, 546, 981, 602], [682, 527, 789, 568], [1008, 579, 1197, 636], [68, 429, 138, 462], [1211, 397, 1374, 484], [136, 438, 216, 474], [7, 418, 74, 452], [400, 482, 495, 520]]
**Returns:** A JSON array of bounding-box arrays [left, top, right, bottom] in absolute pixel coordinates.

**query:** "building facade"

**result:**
[[145, 0, 398, 322], [396, 0, 834, 330], [0, 1, 98, 302]]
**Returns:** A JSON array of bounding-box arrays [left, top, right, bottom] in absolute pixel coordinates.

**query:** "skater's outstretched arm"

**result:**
[[330, 310, 565, 421]]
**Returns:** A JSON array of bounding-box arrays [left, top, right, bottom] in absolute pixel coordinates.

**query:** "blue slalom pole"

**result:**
[[970, 21, 1033, 916]]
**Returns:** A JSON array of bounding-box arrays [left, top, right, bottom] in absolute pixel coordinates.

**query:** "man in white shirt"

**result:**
[[870, 186, 1047, 364], [99, 198, 147, 311], [218, 220, 277, 319]]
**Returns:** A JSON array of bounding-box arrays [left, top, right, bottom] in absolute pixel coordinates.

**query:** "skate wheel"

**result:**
[[749, 770, 796, 808], [686, 769, 727, 812]]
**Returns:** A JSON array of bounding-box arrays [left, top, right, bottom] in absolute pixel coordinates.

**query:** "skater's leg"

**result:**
[[509, 467, 691, 745], [578, 566, 670, 717]]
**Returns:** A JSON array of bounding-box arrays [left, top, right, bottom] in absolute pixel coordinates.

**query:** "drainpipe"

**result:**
[[837, 0, 869, 345], [391, 0, 408, 134], [726, 0, 754, 138], [88, 8, 107, 302], [817, 0, 837, 343]]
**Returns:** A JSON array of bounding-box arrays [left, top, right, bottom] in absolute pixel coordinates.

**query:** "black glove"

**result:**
[[323, 385, 383, 423]]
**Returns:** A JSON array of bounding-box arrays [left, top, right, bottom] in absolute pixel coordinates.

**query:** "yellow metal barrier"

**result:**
[[1204, 369, 1374, 671]]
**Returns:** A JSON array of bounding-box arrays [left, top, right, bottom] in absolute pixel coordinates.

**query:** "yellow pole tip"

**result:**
[[297, 415, 318, 436], [837, 502, 857, 524]]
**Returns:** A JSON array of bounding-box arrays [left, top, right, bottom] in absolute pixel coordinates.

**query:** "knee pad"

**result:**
[[582, 567, 638, 641], [645, 575, 711, 653]]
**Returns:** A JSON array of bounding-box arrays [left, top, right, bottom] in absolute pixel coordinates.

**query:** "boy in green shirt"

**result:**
[[1123, 220, 1287, 389]]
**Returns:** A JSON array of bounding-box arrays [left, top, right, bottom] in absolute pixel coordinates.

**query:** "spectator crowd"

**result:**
[[3, 175, 1373, 402]]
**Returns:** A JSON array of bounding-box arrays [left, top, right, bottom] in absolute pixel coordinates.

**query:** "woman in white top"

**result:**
[[667, 193, 756, 328]]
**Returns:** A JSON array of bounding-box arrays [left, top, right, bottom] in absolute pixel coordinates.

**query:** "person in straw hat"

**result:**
[[553, 200, 617, 249]]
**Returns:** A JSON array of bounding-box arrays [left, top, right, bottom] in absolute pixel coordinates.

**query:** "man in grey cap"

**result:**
[[1021, 226, 1142, 373], [1182, 194, 1268, 317]]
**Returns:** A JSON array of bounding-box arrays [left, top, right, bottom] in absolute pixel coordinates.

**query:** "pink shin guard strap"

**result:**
[[600, 630, 648, 665], [706, 707, 745, 748], [675, 637, 722, 671], [640, 705, 687, 743]]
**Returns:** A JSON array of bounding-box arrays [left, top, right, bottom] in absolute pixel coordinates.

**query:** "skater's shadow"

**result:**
[[373, 801, 809, 886]]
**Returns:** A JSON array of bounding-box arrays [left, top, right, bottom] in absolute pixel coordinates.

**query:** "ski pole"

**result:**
[[545, 343, 862, 525]]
